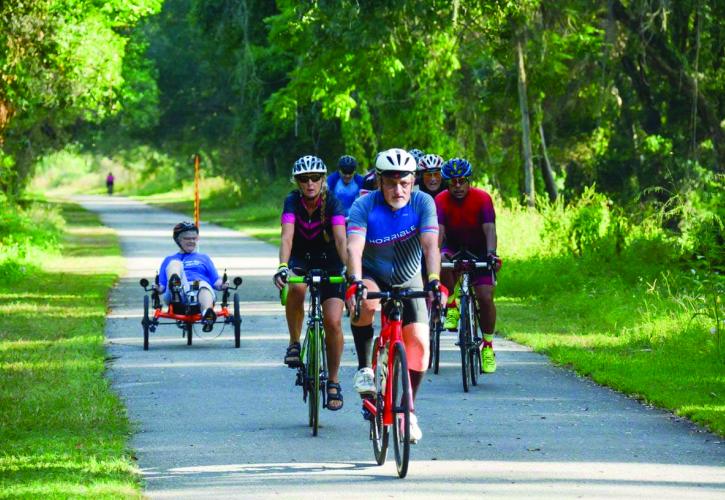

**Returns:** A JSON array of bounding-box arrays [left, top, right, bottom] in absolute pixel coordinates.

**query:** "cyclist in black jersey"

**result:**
[[273, 155, 348, 410]]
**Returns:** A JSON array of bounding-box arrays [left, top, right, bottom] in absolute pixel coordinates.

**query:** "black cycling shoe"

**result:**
[[202, 308, 216, 332], [169, 273, 183, 302]]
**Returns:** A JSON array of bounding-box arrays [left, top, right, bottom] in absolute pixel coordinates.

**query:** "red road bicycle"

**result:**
[[140, 272, 243, 350], [355, 286, 435, 478]]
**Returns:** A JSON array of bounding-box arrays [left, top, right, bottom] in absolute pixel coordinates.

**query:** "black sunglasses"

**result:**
[[296, 174, 323, 183]]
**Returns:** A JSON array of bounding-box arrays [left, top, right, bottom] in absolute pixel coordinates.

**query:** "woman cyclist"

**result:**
[[273, 155, 348, 410]]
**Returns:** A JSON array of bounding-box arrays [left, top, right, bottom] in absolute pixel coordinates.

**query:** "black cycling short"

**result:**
[[361, 270, 427, 326], [289, 256, 344, 303]]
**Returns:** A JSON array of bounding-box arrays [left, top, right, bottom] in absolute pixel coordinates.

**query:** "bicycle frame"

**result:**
[[288, 269, 344, 435], [361, 290, 427, 424], [297, 274, 327, 399], [442, 251, 491, 390]]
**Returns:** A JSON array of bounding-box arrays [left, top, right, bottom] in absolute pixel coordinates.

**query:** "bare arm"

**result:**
[[346, 232, 366, 279], [482, 222, 497, 253], [420, 232, 441, 278], [332, 224, 348, 268], [437, 224, 446, 249], [279, 223, 294, 264]]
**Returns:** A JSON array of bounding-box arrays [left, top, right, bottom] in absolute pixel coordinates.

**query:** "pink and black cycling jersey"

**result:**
[[435, 187, 496, 256], [347, 190, 438, 285], [281, 190, 346, 269]]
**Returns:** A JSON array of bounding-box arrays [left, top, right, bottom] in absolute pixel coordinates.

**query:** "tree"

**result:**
[[0, 0, 162, 197]]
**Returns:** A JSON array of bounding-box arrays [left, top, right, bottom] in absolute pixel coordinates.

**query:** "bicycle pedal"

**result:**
[[360, 406, 374, 421]]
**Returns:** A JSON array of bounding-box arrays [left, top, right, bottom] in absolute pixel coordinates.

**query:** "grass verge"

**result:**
[[0, 201, 139, 497]]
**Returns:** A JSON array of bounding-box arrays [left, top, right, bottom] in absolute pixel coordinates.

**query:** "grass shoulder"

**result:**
[[0, 201, 139, 497]]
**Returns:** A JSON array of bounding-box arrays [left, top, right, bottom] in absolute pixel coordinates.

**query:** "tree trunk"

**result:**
[[516, 39, 535, 207], [538, 118, 558, 201]]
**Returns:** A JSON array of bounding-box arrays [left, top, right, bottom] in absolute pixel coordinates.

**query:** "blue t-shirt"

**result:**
[[159, 252, 220, 288], [327, 171, 364, 216], [347, 190, 438, 285]]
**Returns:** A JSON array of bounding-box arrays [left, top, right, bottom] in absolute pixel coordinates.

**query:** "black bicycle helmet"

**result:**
[[173, 221, 199, 245], [338, 155, 358, 174]]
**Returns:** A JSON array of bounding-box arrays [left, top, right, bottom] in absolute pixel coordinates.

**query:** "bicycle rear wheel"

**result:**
[[391, 342, 411, 478], [372, 344, 389, 465], [459, 295, 470, 392]]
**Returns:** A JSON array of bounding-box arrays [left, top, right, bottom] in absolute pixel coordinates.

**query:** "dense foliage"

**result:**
[[119, 0, 723, 201], [0, 0, 162, 197], [3, 1, 723, 262]]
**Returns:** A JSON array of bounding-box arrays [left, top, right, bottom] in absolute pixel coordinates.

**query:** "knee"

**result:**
[[198, 288, 214, 304], [477, 288, 494, 306]]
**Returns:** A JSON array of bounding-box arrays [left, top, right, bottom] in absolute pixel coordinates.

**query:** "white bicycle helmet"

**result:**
[[375, 148, 416, 174], [418, 153, 444, 172], [292, 155, 327, 176]]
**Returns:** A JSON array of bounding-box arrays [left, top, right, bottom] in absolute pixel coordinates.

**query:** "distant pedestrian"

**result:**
[[106, 172, 115, 195]]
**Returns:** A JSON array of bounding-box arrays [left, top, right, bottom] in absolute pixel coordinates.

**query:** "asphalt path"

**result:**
[[78, 195, 724, 499]]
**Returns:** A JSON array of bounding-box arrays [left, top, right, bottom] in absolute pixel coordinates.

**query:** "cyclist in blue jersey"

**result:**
[[345, 148, 447, 443], [155, 222, 228, 332], [326, 155, 364, 217], [273, 155, 348, 410]]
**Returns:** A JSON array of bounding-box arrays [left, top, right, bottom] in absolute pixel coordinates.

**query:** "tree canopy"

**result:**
[[2, 0, 723, 206]]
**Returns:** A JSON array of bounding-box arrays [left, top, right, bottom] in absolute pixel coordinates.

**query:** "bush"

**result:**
[[540, 185, 628, 258], [0, 200, 64, 283]]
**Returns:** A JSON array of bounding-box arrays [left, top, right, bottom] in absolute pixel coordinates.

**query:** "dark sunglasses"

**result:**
[[449, 177, 469, 186], [296, 174, 323, 183]]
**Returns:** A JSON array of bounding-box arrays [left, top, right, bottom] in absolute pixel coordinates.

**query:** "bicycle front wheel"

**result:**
[[308, 322, 321, 436], [372, 343, 388, 465], [142, 295, 150, 351], [468, 295, 479, 386], [233, 293, 241, 348], [391, 342, 411, 478], [459, 295, 470, 392]]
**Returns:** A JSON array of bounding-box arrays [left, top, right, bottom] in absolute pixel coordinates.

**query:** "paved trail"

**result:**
[[79, 195, 724, 499]]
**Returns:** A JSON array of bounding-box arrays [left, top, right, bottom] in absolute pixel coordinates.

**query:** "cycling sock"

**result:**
[[483, 333, 494, 346], [351, 324, 374, 369], [409, 370, 424, 399]]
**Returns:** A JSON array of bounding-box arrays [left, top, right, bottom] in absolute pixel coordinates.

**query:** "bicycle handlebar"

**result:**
[[441, 260, 490, 270], [364, 289, 430, 300], [288, 275, 345, 285]]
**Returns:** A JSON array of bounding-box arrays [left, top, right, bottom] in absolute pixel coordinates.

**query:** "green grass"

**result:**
[[137, 182, 724, 436], [135, 176, 288, 246], [0, 202, 139, 498]]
